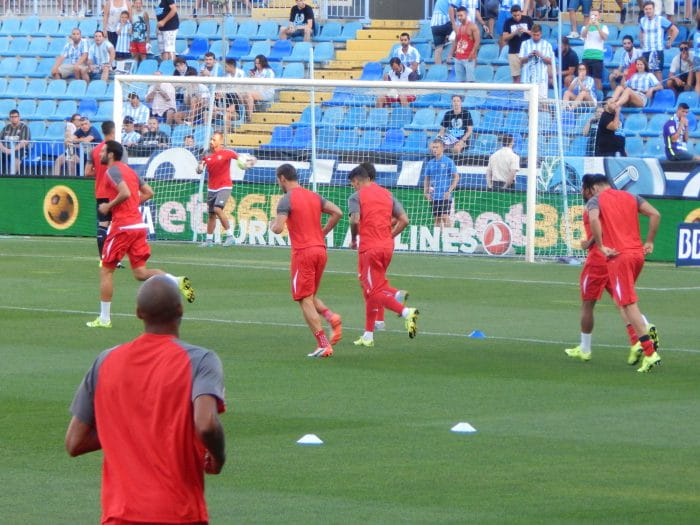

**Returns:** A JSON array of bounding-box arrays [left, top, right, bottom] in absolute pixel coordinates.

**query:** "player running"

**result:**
[[87, 141, 194, 328], [347, 165, 418, 347], [583, 174, 661, 372], [270, 164, 343, 358], [565, 181, 658, 362], [197, 131, 255, 247]]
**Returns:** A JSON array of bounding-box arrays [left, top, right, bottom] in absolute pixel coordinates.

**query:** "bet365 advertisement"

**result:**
[[1, 177, 698, 263]]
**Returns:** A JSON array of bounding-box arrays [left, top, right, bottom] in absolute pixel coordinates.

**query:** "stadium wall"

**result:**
[[369, 0, 423, 20]]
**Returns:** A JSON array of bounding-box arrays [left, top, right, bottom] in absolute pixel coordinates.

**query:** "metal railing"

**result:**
[[1, 139, 99, 176]]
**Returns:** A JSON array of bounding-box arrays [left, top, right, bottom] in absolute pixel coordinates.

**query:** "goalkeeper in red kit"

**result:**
[[583, 174, 662, 373], [347, 165, 419, 347]]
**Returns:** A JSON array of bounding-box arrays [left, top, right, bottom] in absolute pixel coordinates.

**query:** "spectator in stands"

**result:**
[[103, 0, 132, 48], [663, 103, 700, 160], [130, 0, 150, 64], [121, 116, 141, 151], [155, 0, 179, 61], [123, 92, 151, 128], [172, 69, 210, 125], [88, 30, 116, 83], [217, 58, 245, 127], [639, 0, 678, 82], [51, 28, 90, 82], [279, 0, 315, 43], [482, 0, 501, 36], [580, 8, 607, 92], [437, 94, 473, 154], [200, 52, 224, 77], [424, 139, 459, 228], [115, 10, 133, 61], [194, 0, 238, 18], [502, 5, 533, 83], [560, 37, 579, 88], [183, 134, 204, 157], [174, 56, 197, 77], [53, 117, 102, 176], [563, 63, 596, 108], [594, 98, 626, 157], [608, 57, 661, 108], [534, 0, 552, 20], [451, 6, 480, 82], [519, 24, 553, 99], [451, 0, 491, 40], [138, 116, 171, 155], [608, 35, 642, 90], [0, 110, 30, 175], [430, 0, 453, 65], [582, 104, 604, 154], [240, 55, 275, 122], [146, 72, 177, 124], [60, 0, 80, 17], [486, 133, 519, 190], [667, 42, 694, 94], [566, 0, 591, 39], [391, 33, 421, 80], [653, 0, 675, 22], [376, 58, 417, 108]]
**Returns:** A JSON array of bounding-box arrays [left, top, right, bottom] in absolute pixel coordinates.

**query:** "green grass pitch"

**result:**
[[1, 236, 699, 524]]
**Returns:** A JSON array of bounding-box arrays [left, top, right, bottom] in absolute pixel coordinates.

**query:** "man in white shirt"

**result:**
[[666, 42, 694, 94], [88, 30, 115, 83], [608, 35, 642, 89], [391, 33, 421, 80], [519, 24, 554, 99], [145, 72, 177, 124], [581, 9, 608, 91], [376, 58, 416, 108], [123, 93, 151, 129], [486, 134, 520, 190]]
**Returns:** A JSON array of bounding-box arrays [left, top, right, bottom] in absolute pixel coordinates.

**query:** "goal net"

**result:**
[[113, 74, 590, 262]]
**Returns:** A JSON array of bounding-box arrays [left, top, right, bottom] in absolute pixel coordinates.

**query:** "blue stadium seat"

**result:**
[[58, 79, 86, 100], [606, 25, 620, 43], [411, 22, 432, 44], [663, 47, 680, 67], [192, 126, 207, 146], [470, 133, 498, 155], [357, 130, 382, 150], [619, 24, 640, 42], [178, 20, 197, 40], [78, 19, 97, 36], [339, 107, 367, 129], [269, 61, 283, 77], [25, 78, 47, 99], [17, 57, 38, 76], [208, 41, 228, 59], [241, 41, 271, 62], [269, 39, 293, 61], [504, 111, 529, 134], [644, 89, 676, 113], [0, 78, 7, 96], [18, 16, 40, 36], [388, 106, 413, 129], [477, 44, 499, 65], [474, 65, 493, 83], [40, 37, 67, 58], [95, 101, 114, 122], [644, 136, 665, 158], [674, 25, 688, 45], [639, 113, 667, 137], [255, 21, 279, 41], [315, 22, 342, 42], [28, 121, 47, 140], [35, 100, 57, 120], [401, 131, 428, 154], [412, 93, 443, 108], [476, 110, 505, 133], [422, 64, 448, 82], [170, 124, 192, 145], [0, 100, 15, 118], [338, 21, 362, 42], [291, 126, 312, 149], [0, 20, 21, 37], [362, 108, 389, 129], [159, 123, 172, 137], [34, 18, 60, 37], [405, 108, 435, 130], [227, 38, 251, 60], [85, 79, 108, 100], [331, 129, 359, 151], [49, 100, 77, 121], [623, 113, 647, 136], [181, 37, 209, 60], [282, 62, 304, 78], [312, 42, 334, 62], [318, 105, 345, 127], [17, 99, 37, 120], [624, 135, 643, 156], [316, 126, 338, 148], [196, 20, 219, 40], [260, 126, 294, 149], [292, 105, 322, 127], [284, 41, 311, 63], [0, 37, 30, 57], [78, 98, 98, 120], [219, 18, 237, 40], [608, 46, 627, 67], [493, 65, 511, 83], [27, 38, 49, 57], [136, 59, 159, 75], [158, 59, 175, 74], [677, 91, 699, 110], [4, 77, 27, 98], [378, 128, 404, 152], [44, 121, 66, 141], [236, 20, 259, 39], [359, 62, 383, 81]]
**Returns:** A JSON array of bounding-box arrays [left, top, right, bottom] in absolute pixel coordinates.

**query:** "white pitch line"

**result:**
[[1, 305, 698, 355], [1, 251, 698, 292]]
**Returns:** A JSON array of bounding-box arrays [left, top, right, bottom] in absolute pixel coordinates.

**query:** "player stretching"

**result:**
[[197, 131, 254, 247], [87, 141, 194, 328], [565, 181, 658, 362], [583, 174, 661, 372], [348, 165, 418, 347], [270, 164, 343, 357]]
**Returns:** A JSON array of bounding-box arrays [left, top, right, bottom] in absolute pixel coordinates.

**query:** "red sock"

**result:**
[[314, 330, 330, 348], [365, 300, 378, 331], [626, 324, 638, 345], [321, 308, 334, 322], [639, 335, 654, 356]]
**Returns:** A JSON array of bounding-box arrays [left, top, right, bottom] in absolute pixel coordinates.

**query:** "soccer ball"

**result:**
[[43, 185, 78, 230], [236, 153, 256, 170]]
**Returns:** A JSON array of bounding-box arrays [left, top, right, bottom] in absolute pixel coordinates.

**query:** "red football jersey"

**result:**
[[277, 186, 325, 250], [593, 188, 644, 254], [582, 209, 606, 265], [203, 149, 237, 191], [356, 183, 396, 253], [106, 162, 145, 229], [93, 142, 116, 200]]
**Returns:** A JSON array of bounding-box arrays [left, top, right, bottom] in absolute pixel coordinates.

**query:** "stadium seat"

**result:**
[[44, 121, 67, 141], [24, 78, 47, 99], [219, 18, 237, 40], [284, 41, 311, 63], [260, 126, 294, 149], [405, 108, 435, 130], [282, 63, 305, 78], [411, 21, 432, 44], [17, 99, 37, 120], [318, 105, 345, 127], [177, 20, 197, 40], [401, 131, 428, 154], [78, 19, 97, 36], [181, 37, 209, 60], [0, 19, 21, 37], [208, 41, 228, 60], [493, 65, 512, 83], [35, 100, 57, 120], [58, 79, 86, 100], [644, 89, 676, 113], [623, 135, 643, 156], [644, 136, 665, 158], [339, 107, 367, 129], [663, 47, 680, 67], [27, 38, 49, 57], [359, 62, 383, 81], [619, 24, 640, 42], [49, 100, 77, 121], [85, 79, 108, 100], [269, 40, 293, 62], [471, 133, 498, 155], [474, 65, 494, 83], [170, 124, 192, 145], [606, 25, 620, 43], [388, 106, 413, 129], [623, 113, 648, 136], [361, 108, 389, 130], [17, 57, 38, 77], [477, 44, 499, 65], [315, 21, 342, 42], [78, 98, 99, 120], [338, 21, 363, 42], [0, 99, 14, 119], [4, 77, 27, 98], [17, 16, 40, 36], [292, 105, 322, 127], [422, 64, 448, 82], [331, 129, 359, 151], [196, 20, 219, 40], [504, 111, 529, 134], [357, 130, 382, 150], [40, 37, 67, 58], [0, 78, 6, 96], [291, 126, 313, 149], [0, 37, 30, 57], [269, 61, 283, 77], [28, 121, 47, 140], [608, 46, 626, 68], [476, 110, 505, 133], [192, 126, 208, 146], [34, 18, 60, 37], [313, 42, 335, 62], [255, 21, 279, 41], [677, 91, 699, 110], [95, 101, 114, 122], [158, 123, 172, 137], [639, 113, 668, 137], [241, 41, 271, 62], [227, 38, 251, 60], [316, 126, 337, 148], [236, 20, 259, 39], [134, 58, 158, 75], [378, 128, 404, 152], [674, 25, 688, 45]]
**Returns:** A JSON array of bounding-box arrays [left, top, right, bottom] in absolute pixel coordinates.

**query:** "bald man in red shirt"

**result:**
[[347, 164, 419, 347], [271, 164, 343, 357]]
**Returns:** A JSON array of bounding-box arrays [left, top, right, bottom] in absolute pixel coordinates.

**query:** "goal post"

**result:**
[[113, 74, 586, 261]]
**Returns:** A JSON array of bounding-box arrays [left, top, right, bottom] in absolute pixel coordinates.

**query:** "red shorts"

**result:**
[[580, 260, 612, 301], [607, 251, 644, 307], [102, 228, 151, 270], [358, 247, 393, 297], [130, 41, 147, 54], [290, 246, 327, 301], [384, 95, 416, 104]]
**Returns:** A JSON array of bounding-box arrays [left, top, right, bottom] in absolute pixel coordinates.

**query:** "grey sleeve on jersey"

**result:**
[[69, 347, 116, 426], [392, 196, 405, 218], [347, 192, 360, 215], [585, 194, 600, 212], [276, 192, 292, 216], [319, 194, 326, 208], [180, 341, 226, 409], [107, 164, 124, 186], [635, 194, 647, 208]]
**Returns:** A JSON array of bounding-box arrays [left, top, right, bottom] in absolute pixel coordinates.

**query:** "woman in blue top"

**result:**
[[563, 63, 597, 109], [608, 57, 660, 109]]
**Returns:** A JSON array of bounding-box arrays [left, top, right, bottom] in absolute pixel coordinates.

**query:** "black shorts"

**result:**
[[431, 21, 453, 47], [483, 0, 500, 19], [96, 198, 112, 222], [583, 58, 603, 80], [431, 199, 452, 217]]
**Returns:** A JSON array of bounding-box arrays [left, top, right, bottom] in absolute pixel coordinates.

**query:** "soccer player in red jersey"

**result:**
[[270, 164, 343, 357], [67, 275, 226, 524], [197, 131, 254, 247], [583, 174, 662, 372], [347, 165, 418, 347], [86, 141, 195, 328], [565, 182, 658, 362]]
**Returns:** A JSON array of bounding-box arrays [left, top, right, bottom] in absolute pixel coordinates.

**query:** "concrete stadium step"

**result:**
[[355, 29, 406, 40], [237, 123, 279, 133], [251, 7, 290, 18], [268, 101, 308, 112], [250, 111, 299, 124], [346, 39, 396, 52], [279, 90, 332, 103], [369, 20, 420, 29], [325, 60, 370, 69], [336, 49, 391, 61], [227, 133, 271, 147], [314, 69, 363, 80]]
